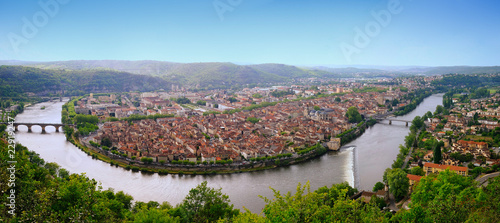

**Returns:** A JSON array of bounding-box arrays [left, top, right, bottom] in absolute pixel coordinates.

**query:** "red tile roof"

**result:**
[[407, 174, 422, 182], [424, 162, 467, 172]]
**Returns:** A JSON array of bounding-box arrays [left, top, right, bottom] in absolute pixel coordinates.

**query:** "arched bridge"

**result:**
[[371, 113, 411, 126], [375, 118, 411, 126], [1, 122, 74, 133]]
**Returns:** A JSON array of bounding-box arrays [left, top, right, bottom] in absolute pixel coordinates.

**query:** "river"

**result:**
[[14, 94, 443, 213]]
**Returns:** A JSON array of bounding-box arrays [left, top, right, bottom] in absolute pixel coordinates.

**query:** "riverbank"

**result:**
[[69, 134, 330, 175], [352, 93, 444, 191], [339, 119, 377, 146], [14, 94, 444, 213], [63, 92, 428, 175]]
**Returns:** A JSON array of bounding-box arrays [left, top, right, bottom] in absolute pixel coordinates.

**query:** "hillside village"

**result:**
[[412, 93, 500, 169], [309, 84, 500, 207], [389, 91, 500, 206]]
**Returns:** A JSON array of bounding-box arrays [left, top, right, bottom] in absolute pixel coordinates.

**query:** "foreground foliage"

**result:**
[[394, 170, 500, 223], [1, 128, 500, 222]]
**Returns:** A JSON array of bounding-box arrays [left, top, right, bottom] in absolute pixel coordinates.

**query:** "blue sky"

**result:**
[[0, 0, 499, 66]]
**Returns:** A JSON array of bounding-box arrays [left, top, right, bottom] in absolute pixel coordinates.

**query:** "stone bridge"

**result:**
[[1, 122, 74, 133], [374, 118, 411, 126]]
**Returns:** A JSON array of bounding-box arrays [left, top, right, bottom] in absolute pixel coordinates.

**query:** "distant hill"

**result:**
[[248, 63, 318, 78], [0, 65, 171, 97], [419, 66, 500, 75], [2, 60, 500, 90], [310, 65, 500, 76], [310, 66, 400, 78], [0, 60, 341, 89]]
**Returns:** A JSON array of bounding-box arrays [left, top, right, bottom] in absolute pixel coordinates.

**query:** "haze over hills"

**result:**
[[0, 65, 172, 97], [1, 60, 500, 91], [0, 60, 375, 89]]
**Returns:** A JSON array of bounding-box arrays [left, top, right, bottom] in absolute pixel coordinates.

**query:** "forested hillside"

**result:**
[[432, 74, 500, 89], [0, 66, 171, 97], [422, 66, 500, 75], [0, 60, 343, 89], [3, 61, 500, 90]]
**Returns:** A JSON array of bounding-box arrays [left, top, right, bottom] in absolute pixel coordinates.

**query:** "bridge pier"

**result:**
[[406, 122, 408, 127], [2, 123, 73, 133], [389, 120, 392, 125]]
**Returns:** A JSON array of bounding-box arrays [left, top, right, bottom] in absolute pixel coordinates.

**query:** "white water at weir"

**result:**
[[15, 94, 443, 213]]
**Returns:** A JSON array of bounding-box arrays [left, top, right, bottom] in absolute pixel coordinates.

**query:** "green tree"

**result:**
[[392, 99, 399, 106], [309, 85, 319, 90], [387, 168, 409, 201], [423, 111, 433, 119], [373, 182, 385, 192], [434, 105, 445, 115], [261, 182, 385, 222], [228, 97, 238, 103], [179, 181, 238, 222], [196, 100, 207, 106], [115, 191, 134, 210], [404, 133, 416, 148], [0, 124, 6, 133], [133, 206, 178, 223], [313, 105, 320, 111], [315, 182, 358, 206], [401, 170, 481, 222], [334, 97, 341, 102], [176, 97, 191, 104], [75, 114, 99, 125], [141, 157, 153, 164], [44, 162, 60, 176], [227, 211, 265, 223], [346, 106, 362, 123], [59, 168, 70, 179], [252, 93, 263, 99], [246, 117, 260, 124], [410, 166, 425, 176], [433, 141, 443, 164], [47, 174, 130, 221], [410, 116, 424, 133], [468, 176, 500, 222], [101, 137, 112, 147]]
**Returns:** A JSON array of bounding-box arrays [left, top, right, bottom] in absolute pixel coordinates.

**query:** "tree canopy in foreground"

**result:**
[[1, 128, 500, 222]]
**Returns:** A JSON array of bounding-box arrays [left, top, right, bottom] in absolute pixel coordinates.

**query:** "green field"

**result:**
[[463, 135, 493, 142]]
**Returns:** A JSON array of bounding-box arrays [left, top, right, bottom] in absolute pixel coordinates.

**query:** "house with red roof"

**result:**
[[423, 162, 468, 176]]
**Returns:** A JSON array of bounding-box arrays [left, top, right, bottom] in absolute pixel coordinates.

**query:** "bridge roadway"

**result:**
[[372, 113, 412, 126], [1, 122, 74, 133]]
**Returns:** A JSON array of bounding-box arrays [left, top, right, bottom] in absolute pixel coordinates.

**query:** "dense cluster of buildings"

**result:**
[[405, 93, 500, 191], [79, 84, 411, 163], [421, 94, 500, 168]]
